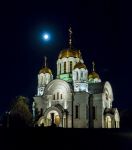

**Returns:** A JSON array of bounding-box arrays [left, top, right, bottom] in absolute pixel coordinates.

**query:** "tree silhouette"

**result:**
[[9, 96, 32, 127]]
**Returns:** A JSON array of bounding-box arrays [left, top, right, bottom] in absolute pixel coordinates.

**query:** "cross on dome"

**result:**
[[69, 27, 72, 49], [44, 56, 47, 67], [92, 61, 95, 72]]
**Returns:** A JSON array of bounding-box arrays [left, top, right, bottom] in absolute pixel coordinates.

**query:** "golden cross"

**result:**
[[44, 56, 47, 67], [92, 61, 95, 72], [69, 27, 72, 49]]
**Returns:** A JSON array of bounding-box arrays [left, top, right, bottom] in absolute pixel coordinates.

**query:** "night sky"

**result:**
[[0, 0, 132, 113]]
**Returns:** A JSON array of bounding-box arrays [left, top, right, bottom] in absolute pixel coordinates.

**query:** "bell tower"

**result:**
[[72, 60, 88, 92], [37, 56, 53, 96]]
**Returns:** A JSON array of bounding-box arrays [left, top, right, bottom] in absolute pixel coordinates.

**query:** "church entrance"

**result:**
[[38, 105, 68, 127], [46, 110, 61, 127], [38, 110, 61, 127]]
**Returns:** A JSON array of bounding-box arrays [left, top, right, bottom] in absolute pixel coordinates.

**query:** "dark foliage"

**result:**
[[9, 96, 33, 127]]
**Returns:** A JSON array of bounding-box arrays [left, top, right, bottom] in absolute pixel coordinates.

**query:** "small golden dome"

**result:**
[[39, 56, 52, 75], [39, 67, 52, 74], [88, 61, 100, 79], [58, 49, 81, 59], [74, 62, 87, 69], [88, 71, 100, 79]]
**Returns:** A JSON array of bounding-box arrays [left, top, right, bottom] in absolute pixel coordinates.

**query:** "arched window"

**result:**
[[41, 76, 43, 85], [53, 94, 55, 100], [57, 63, 59, 75], [81, 71, 83, 79], [57, 92, 59, 99], [64, 62, 66, 73], [75, 105, 80, 119], [40, 108, 43, 116], [60, 64, 61, 74], [70, 61, 72, 72], [76, 72, 79, 80], [61, 94, 63, 99], [92, 106, 96, 120]]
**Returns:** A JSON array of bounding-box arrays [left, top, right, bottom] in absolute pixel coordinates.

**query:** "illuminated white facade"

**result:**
[[33, 29, 120, 128]]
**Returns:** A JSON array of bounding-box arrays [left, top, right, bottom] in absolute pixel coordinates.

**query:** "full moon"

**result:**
[[43, 33, 49, 40]]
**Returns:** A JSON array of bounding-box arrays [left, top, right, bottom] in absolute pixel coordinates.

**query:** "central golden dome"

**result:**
[[58, 49, 81, 59], [39, 67, 52, 74]]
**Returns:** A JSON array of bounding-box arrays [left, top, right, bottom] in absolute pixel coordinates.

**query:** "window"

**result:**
[[53, 92, 63, 100], [40, 108, 43, 115], [92, 106, 95, 120], [57, 92, 59, 99], [86, 105, 88, 119], [75, 105, 79, 119], [81, 71, 83, 79], [70, 61, 72, 72], [60, 64, 61, 74], [64, 62, 66, 73], [41, 76, 43, 84], [61, 94, 63, 99], [53, 94, 55, 100], [76, 72, 79, 80]]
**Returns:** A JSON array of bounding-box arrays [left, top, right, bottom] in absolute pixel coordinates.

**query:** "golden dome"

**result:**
[[74, 62, 87, 69], [88, 71, 100, 79], [88, 61, 100, 79], [39, 67, 52, 74], [58, 49, 81, 59]]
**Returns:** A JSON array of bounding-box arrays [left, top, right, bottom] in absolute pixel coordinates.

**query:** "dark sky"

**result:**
[[0, 0, 132, 113]]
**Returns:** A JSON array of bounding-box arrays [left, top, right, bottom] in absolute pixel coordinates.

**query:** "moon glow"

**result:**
[[43, 33, 50, 41]]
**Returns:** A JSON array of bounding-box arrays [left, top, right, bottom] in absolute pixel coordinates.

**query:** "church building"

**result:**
[[32, 28, 120, 128]]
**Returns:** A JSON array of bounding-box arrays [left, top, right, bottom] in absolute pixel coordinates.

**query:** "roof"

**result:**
[[104, 108, 117, 115], [88, 82, 104, 94]]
